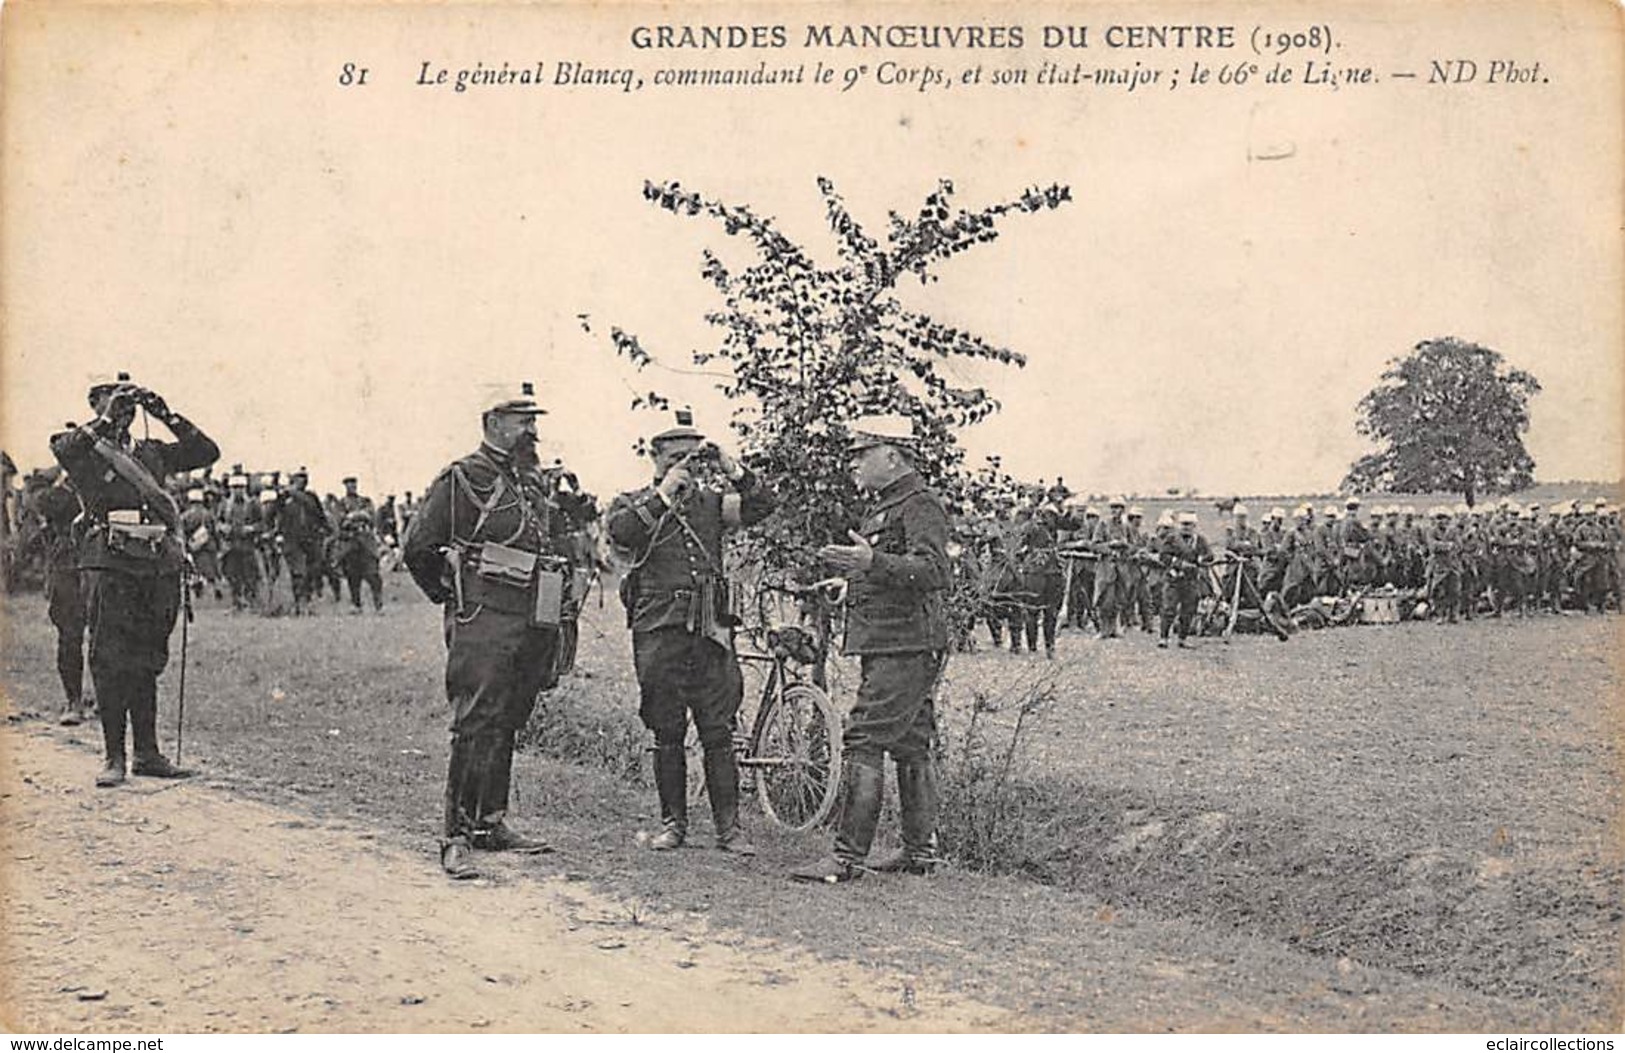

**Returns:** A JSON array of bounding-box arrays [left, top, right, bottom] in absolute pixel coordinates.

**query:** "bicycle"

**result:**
[[685, 577, 846, 832]]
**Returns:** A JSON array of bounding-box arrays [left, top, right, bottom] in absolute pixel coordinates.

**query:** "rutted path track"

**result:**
[[1, 729, 1007, 1033]]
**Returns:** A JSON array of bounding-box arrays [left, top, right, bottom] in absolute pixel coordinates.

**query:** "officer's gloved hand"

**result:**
[[714, 447, 744, 482], [140, 390, 173, 422]]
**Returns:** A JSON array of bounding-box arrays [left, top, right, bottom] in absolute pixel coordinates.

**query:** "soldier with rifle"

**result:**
[[50, 374, 219, 786], [1058, 503, 1098, 633], [1154, 512, 1211, 648], [1258, 508, 1290, 597], [1089, 496, 1134, 639], [1123, 506, 1157, 632], [1221, 504, 1261, 606], [1570, 501, 1612, 614]]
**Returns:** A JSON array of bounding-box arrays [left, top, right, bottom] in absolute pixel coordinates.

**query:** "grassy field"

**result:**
[[2, 571, 1620, 1030]]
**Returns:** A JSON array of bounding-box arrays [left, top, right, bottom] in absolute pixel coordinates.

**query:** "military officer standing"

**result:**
[[335, 475, 384, 613], [605, 410, 777, 855], [50, 376, 219, 786], [1222, 504, 1262, 608], [1089, 496, 1133, 638], [278, 467, 330, 615], [1157, 512, 1211, 648], [1426, 507, 1463, 623], [403, 384, 572, 877], [216, 473, 264, 610], [1123, 506, 1157, 632], [1060, 503, 1098, 632], [37, 468, 95, 725], [1571, 502, 1612, 613], [792, 414, 949, 883], [179, 486, 221, 601]]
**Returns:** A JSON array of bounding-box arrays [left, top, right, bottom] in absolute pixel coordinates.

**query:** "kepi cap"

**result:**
[[652, 407, 704, 445], [846, 413, 916, 453], [487, 381, 547, 417]]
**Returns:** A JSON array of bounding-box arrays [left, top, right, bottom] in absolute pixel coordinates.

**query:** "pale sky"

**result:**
[[3, 1, 1619, 501]]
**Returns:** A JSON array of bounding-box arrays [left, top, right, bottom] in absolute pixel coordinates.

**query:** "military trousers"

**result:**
[[844, 651, 946, 768], [1093, 559, 1128, 629], [341, 550, 383, 610], [1159, 578, 1200, 640], [632, 628, 743, 751], [84, 567, 182, 763], [284, 540, 323, 603], [441, 605, 560, 837], [47, 567, 89, 705], [221, 546, 261, 606]]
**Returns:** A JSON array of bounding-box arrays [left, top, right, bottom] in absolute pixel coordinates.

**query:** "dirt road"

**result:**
[[1, 726, 1007, 1033]]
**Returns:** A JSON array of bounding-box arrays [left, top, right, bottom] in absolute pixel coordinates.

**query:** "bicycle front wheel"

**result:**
[[748, 682, 842, 832]]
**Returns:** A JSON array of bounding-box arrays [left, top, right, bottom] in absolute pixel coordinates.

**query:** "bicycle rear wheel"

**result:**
[[748, 682, 842, 832]]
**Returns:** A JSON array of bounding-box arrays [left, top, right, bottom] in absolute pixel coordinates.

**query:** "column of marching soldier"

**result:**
[[25, 376, 948, 884], [952, 490, 1624, 655]]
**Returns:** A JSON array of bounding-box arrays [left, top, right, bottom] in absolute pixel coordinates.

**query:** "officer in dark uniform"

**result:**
[[216, 472, 263, 610], [404, 384, 572, 878], [37, 468, 95, 725], [278, 467, 330, 615], [792, 414, 949, 884], [1426, 507, 1463, 623], [605, 410, 777, 854], [335, 476, 384, 613], [50, 376, 219, 787]]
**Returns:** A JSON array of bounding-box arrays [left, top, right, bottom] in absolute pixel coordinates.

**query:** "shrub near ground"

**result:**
[[1, 577, 1619, 1029]]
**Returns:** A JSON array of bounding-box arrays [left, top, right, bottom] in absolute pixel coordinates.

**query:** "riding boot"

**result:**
[[129, 675, 192, 778], [872, 757, 939, 874], [57, 633, 84, 724], [704, 745, 756, 855], [472, 730, 512, 831], [649, 743, 687, 850], [95, 678, 127, 787], [790, 758, 883, 883], [468, 731, 550, 852], [443, 734, 481, 839]]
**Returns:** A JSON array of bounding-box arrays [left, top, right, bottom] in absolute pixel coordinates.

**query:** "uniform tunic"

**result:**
[[404, 443, 574, 837], [50, 413, 219, 761], [840, 472, 949, 766], [605, 469, 775, 750]]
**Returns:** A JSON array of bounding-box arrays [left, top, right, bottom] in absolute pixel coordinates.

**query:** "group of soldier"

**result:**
[[952, 491, 1624, 655], [399, 392, 940, 884], [24, 370, 1619, 890], [35, 372, 947, 887], [7, 457, 417, 616], [176, 468, 408, 616]]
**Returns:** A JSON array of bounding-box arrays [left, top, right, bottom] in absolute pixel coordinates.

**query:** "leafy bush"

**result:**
[[935, 668, 1061, 874]]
